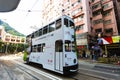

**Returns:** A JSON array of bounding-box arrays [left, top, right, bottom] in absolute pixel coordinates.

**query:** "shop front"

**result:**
[[76, 33, 89, 58], [98, 36, 120, 57]]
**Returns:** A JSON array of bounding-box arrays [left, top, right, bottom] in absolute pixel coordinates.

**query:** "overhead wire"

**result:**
[[25, 0, 40, 17]]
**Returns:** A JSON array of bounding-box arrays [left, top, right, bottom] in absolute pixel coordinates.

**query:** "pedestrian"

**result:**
[[82, 50, 86, 58], [90, 50, 93, 59]]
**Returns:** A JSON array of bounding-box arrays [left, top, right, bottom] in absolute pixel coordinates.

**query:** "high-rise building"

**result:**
[[42, 0, 92, 51], [42, 0, 63, 26], [62, 0, 91, 50], [90, 0, 120, 37], [41, 0, 120, 54]]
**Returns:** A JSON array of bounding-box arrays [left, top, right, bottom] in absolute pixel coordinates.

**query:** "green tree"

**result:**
[[23, 50, 28, 61]]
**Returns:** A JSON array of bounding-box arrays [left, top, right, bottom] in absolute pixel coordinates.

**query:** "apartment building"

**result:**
[[42, 0, 63, 26], [91, 0, 120, 56], [91, 0, 120, 37], [0, 25, 5, 41], [42, 0, 91, 50], [0, 25, 26, 44], [62, 0, 91, 50], [41, 0, 120, 55]]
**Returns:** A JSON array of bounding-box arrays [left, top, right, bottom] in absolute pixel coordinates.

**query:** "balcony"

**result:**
[[75, 20, 84, 26], [103, 5, 113, 11], [102, 0, 111, 4], [93, 22, 104, 29], [72, 11, 84, 18], [91, 0, 101, 5], [102, 1, 113, 11], [92, 14, 103, 21], [92, 3, 102, 12]]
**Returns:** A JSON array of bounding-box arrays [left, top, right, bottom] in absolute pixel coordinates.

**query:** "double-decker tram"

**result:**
[[26, 15, 78, 74]]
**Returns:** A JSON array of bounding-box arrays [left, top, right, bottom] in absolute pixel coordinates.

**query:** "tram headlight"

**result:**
[[65, 62, 69, 66], [73, 59, 76, 63]]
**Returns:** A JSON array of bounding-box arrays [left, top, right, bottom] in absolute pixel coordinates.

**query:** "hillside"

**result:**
[[0, 20, 25, 37]]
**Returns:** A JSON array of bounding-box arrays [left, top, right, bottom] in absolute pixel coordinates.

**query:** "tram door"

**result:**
[[55, 40, 63, 71]]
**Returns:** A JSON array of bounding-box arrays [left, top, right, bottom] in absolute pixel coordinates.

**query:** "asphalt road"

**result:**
[[0, 54, 120, 80]]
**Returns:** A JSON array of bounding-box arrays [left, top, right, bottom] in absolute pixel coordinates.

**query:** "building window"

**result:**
[[78, 15, 83, 21], [74, 18, 77, 23], [95, 28, 102, 33], [92, 3, 101, 10], [93, 19, 103, 25], [103, 4, 109, 9], [76, 25, 83, 31], [105, 28, 113, 33], [102, 10, 111, 16], [78, 7, 83, 12], [104, 19, 111, 25], [93, 10, 101, 17]]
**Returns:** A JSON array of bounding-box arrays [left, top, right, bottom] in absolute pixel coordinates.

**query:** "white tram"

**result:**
[[26, 15, 78, 74]]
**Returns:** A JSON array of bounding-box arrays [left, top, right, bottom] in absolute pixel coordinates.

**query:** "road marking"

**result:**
[[13, 60, 62, 80]]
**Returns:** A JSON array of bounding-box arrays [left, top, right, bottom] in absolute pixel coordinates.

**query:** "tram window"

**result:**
[[41, 43, 45, 52], [55, 40, 63, 52], [49, 22, 55, 32], [34, 31, 39, 37], [39, 29, 42, 36], [32, 46, 34, 52], [31, 33, 34, 38], [70, 21, 74, 28], [37, 44, 41, 52], [72, 42, 75, 52], [65, 40, 71, 52], [64, 18, 68, 27], [56, 19, 61, 30], [43, 26, 48, 34], [32, 45, 37, 52]]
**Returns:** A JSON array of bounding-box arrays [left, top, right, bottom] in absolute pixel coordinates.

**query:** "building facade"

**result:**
[[42, 0, 63, 26], [41, 0, 120, 57], [62, 0, 91, 51], [90, 0, 120, 37], [0, 25, 26, 44], [42, 0, 91, 51]]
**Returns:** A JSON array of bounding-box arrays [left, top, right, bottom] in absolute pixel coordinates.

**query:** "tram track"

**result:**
[[1, 60, 58, 80], [15, 61, 103, 80], [70, 69, 108, 80], [2, 64, 16, 80], [16, 65, 41, 80], [0, 58, 115, 80], [13, 60, 63, 80]]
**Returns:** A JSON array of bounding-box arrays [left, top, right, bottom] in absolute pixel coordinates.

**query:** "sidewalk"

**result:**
[[78, 59, 120, 74]]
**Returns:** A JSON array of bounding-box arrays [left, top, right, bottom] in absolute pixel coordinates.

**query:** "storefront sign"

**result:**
[[112, 36, 120, 43], [98, 36, 120, 44], [76, 39, 87, 45]]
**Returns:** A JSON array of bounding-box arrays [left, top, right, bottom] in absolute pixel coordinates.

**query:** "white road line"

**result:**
[[14, 60, 63, 80]]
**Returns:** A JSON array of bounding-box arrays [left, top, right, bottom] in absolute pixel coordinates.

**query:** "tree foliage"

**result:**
[[0, 20, 25, 36], [23, 50, 28, 61]]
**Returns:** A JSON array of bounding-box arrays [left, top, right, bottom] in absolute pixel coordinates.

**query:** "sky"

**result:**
[[0, 0, 43, 35]]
